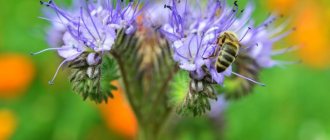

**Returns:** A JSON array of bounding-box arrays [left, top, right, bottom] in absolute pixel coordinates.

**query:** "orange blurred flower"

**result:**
[[0, 109, 17, 140], [98, 81, 138, 139], [267, 0, 330, 68], [0, 54, 35, 97], [292, 3, 330, 68]]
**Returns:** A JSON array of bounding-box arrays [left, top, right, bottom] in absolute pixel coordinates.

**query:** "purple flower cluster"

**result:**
[[161, 0, 295, 85], [35, 0, 140, 84], [35, 0, 295, 106]]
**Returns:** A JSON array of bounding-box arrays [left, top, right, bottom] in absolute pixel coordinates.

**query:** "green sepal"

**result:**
[[68, 53, 119, 103], [170, 71, 218, 116]]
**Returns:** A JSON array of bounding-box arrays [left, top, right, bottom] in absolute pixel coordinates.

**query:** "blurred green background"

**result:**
[[0, 0, 330, 140]]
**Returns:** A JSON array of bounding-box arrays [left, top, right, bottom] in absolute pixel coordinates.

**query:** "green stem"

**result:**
[[110, 51, 142, 122], [148, 65, 178, 121], [137, 123, 161, 140]]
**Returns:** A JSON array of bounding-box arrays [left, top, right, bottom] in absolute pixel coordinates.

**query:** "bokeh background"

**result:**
[[0, 0, 330, 140]]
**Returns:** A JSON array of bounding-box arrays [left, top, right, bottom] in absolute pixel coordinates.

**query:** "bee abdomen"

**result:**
[[216, 51, 236, 73], [223, 45, 239, 56], [214, 32, 240, 73]]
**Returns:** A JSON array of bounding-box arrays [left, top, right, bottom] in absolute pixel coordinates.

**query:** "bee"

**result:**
[[202, 31, 266, 86], [209, 31, 240, 73]]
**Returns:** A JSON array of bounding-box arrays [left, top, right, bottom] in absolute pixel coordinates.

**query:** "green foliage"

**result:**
[[170, 71, 218, 116], [225, 66, 330, 140], [177, 91, 213, 117], [100, 55, 119, 98], [168, 71, 190, 106]]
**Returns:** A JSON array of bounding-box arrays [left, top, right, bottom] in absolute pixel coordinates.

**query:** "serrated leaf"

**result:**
[[68, 53, 120, 103]]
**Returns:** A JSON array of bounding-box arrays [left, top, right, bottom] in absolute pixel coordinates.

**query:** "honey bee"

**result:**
[[202, 31, 265, 86], [209, 31, 240, 73]]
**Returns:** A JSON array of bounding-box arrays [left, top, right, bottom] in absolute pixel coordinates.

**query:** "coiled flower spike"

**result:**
[[33, 0, 141, 103]]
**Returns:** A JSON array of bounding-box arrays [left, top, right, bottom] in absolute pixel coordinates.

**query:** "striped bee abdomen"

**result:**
[[216, 43, 239, 73]]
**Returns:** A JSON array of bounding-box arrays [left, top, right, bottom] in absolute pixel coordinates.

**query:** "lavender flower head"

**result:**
[[161, 0, 295, 86], [34, 0, 140, 84], [141, 1, 171, 29]]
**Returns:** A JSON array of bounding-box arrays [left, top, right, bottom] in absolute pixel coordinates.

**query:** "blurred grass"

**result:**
[[0, 0, 330, 140], [226, 65, 330, 140]]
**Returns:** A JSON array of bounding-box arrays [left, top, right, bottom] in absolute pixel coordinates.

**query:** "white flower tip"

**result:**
[[48, 81, 55, 85]]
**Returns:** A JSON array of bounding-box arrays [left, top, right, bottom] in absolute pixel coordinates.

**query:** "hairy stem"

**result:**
[[110, 51, 142, 122]]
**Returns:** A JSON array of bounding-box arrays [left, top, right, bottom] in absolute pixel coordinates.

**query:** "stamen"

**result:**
[[38, 17, 63, 24], [77, 17, 81, 40], [48, 60, 67, 85], [164, 4, 172, 11], [223, 1, 240, 30], [239, 27, 251, 42], [264, 16, 275, 28], [232, 72, 266, 86], [40, 0, 50, 6], [195, 33, 204, 59], [130, 0, 140, 22], [30, 47, 70, 56], [271, 46, 298, 56], [275, 60, 302, 67], [234, 1, 238, 7], [225, 9, 244, 30], [40, 0, 76, 24], [174, 48, 190, 61], [201, 45, 216, 59], [270, 27, 296, 43], [85, 2, 102, 40], [267, 19, 291, 37], [187, 35, 194, 57], [48, 53, 81, 85], [80, 7, 97, 41], [243, 43, 259, 51], [116, 0, 122, 13]]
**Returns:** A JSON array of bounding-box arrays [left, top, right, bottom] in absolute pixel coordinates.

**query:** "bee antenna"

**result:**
[[232, 72, 266, 86], [239, 27, 252, 42]]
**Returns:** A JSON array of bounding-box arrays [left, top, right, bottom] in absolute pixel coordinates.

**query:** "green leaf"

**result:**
[[168, 70, 190, 106], [100, 55, 120, 99]]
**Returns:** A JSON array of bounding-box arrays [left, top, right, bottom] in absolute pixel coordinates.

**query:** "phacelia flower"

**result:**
[[141, 1, 171, 29], [162, 0, 295, 87], [161, 0, 296, 114], [34, 0, 140, 103]]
